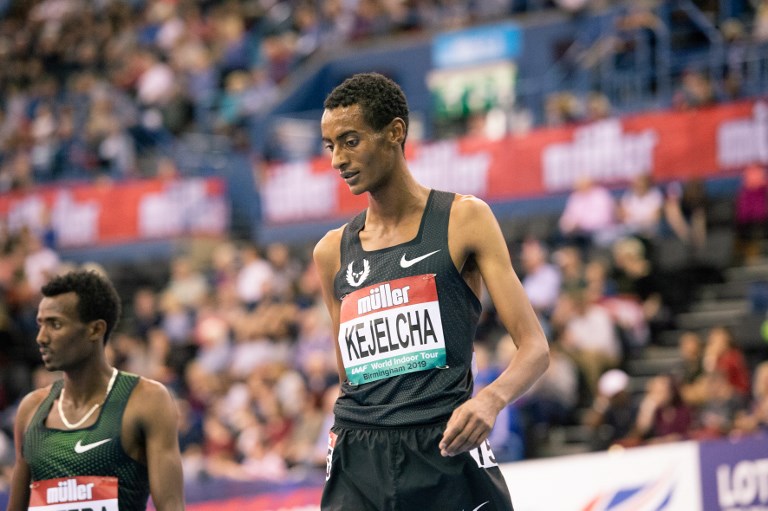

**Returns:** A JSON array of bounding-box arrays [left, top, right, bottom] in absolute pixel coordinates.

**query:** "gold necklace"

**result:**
[[57, 368, 118, 429]]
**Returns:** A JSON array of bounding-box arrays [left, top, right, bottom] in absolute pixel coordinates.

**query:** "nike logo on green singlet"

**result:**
[[74, 438, 112, 453]]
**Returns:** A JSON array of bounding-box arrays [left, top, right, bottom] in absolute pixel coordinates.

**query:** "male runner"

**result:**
[[7, 270, 184, 511], [314, 72, 550, 510]]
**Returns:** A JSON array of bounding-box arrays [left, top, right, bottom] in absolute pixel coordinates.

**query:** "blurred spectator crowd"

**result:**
[[0, 160, 766, 488], [0, 0, 606, 190], [1, 0, 766, 189]]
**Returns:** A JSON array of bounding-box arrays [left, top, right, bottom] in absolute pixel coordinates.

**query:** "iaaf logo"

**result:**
[[581, 470, 676, 511]]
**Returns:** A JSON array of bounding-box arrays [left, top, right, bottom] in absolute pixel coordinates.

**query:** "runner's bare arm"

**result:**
[[314, 227, 346, 383], [136, 380, 185, 511], [6, 389, 48, 511], [440, 195, 549, 457]]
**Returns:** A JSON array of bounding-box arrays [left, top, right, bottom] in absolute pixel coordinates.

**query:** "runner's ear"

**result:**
[[87, 319, 107, 343], [387, 118, 406, 147]]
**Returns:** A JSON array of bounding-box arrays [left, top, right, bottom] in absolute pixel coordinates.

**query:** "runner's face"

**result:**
[[36, 293, 94, 371], [321, 104, 394, 195]]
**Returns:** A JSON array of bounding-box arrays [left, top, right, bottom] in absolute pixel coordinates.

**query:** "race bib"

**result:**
[[339, 274, 446, 385], [469, 440, 499, 469], [29, 476, 118, 511], [325, 431, 337, 481]]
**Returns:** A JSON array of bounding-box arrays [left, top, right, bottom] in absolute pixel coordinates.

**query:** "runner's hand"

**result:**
[[439, 390, 505, 457]]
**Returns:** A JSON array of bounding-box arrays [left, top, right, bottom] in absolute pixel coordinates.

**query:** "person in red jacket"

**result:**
[[703, 325, 751, 397]]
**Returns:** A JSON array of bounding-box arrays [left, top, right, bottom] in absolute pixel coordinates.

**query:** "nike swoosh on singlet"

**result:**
[[463, 502, 489, 511], [74, 438, 112, 454], [399, 250, 440, 268]]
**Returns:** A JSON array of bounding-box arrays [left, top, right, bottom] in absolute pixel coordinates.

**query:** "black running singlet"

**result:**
[[333, 189, 482, 427]]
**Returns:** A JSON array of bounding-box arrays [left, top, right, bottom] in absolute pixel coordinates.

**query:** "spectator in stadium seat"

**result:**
[[583, 256, 619, 303], [125, 287, 163, 341], [673, 330, 705, 398], [753, 0, 768, 41], [733, 361, 768, 435], [672, 69, 716, 110], [235, 243, 275, 310], [583, 91, 612, 122], [558, 176, 619, 251], [610, 236, 669, 341], [583, 368, 638, 451], [265, 242, 302, 303], [165, 255, 210, 310], [21, 229, 61, 294], [522, 340, 580, 434], [544, 91, 583, 126], [553, 244, 588, 293], [200, 412, 239, 479], [520, 238, 562, 332], [734, 163, 768, 264], [551, 287, 622, 400], [631, 373, 693, 445], [689, 370, 747, 440], [663, 178, 708, 252], [618, 174, 664, 242], [702, 325, 751, 397]]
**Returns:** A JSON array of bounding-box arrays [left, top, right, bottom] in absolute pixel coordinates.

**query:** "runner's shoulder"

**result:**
[[450, 194, 495, 229], [128, 377, 177, 418], [314, 224, 346, 269], [15, 386, 52, 432], [132, 376, 174, 401]]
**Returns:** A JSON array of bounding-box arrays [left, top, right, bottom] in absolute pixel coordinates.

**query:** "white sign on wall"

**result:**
[[501, 442, 702, 511]]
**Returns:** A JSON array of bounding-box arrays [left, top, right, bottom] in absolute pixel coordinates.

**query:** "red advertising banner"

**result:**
[[184, 487, 322, 511], [262, 100, 765, 224], [0, 177, 229, 248]]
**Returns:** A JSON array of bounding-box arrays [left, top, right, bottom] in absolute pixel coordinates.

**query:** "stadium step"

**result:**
[[724, 261, 768, 283], [690, 298, 751, 313], [675, 308, 748, 330]]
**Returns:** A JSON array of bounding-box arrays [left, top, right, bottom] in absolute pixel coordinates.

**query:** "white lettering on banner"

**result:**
[[4, 192, 100, 248], [717, 459, 768, 508], [51, 192, 99, 246], [357, 283, 411, 314], [5, 194, 47, 234], [45, 479, 94, 504], [263, 144, 489, 223], [138, 179, 228, 237], [542, 119, 658, 191], [717, 102, 768, 168], [29, 476, 119, 511], [262, 162, 337, 222], [410, 141, 489, 196]]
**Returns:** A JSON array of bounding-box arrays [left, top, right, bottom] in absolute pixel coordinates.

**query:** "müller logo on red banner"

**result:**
[[45, 478, 95, 504], [29, 475, 119, 511], [357, 283, 412, 314]]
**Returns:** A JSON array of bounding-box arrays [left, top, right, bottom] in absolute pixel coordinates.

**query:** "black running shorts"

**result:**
[[321, 422, 514, 511]]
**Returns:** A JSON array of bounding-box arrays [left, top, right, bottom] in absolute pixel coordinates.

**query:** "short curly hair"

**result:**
[[324, 72, 409, 151], [41, 270, 121, 343]]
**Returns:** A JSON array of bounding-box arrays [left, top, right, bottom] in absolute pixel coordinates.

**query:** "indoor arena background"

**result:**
[[1, 1, 768, 510]]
